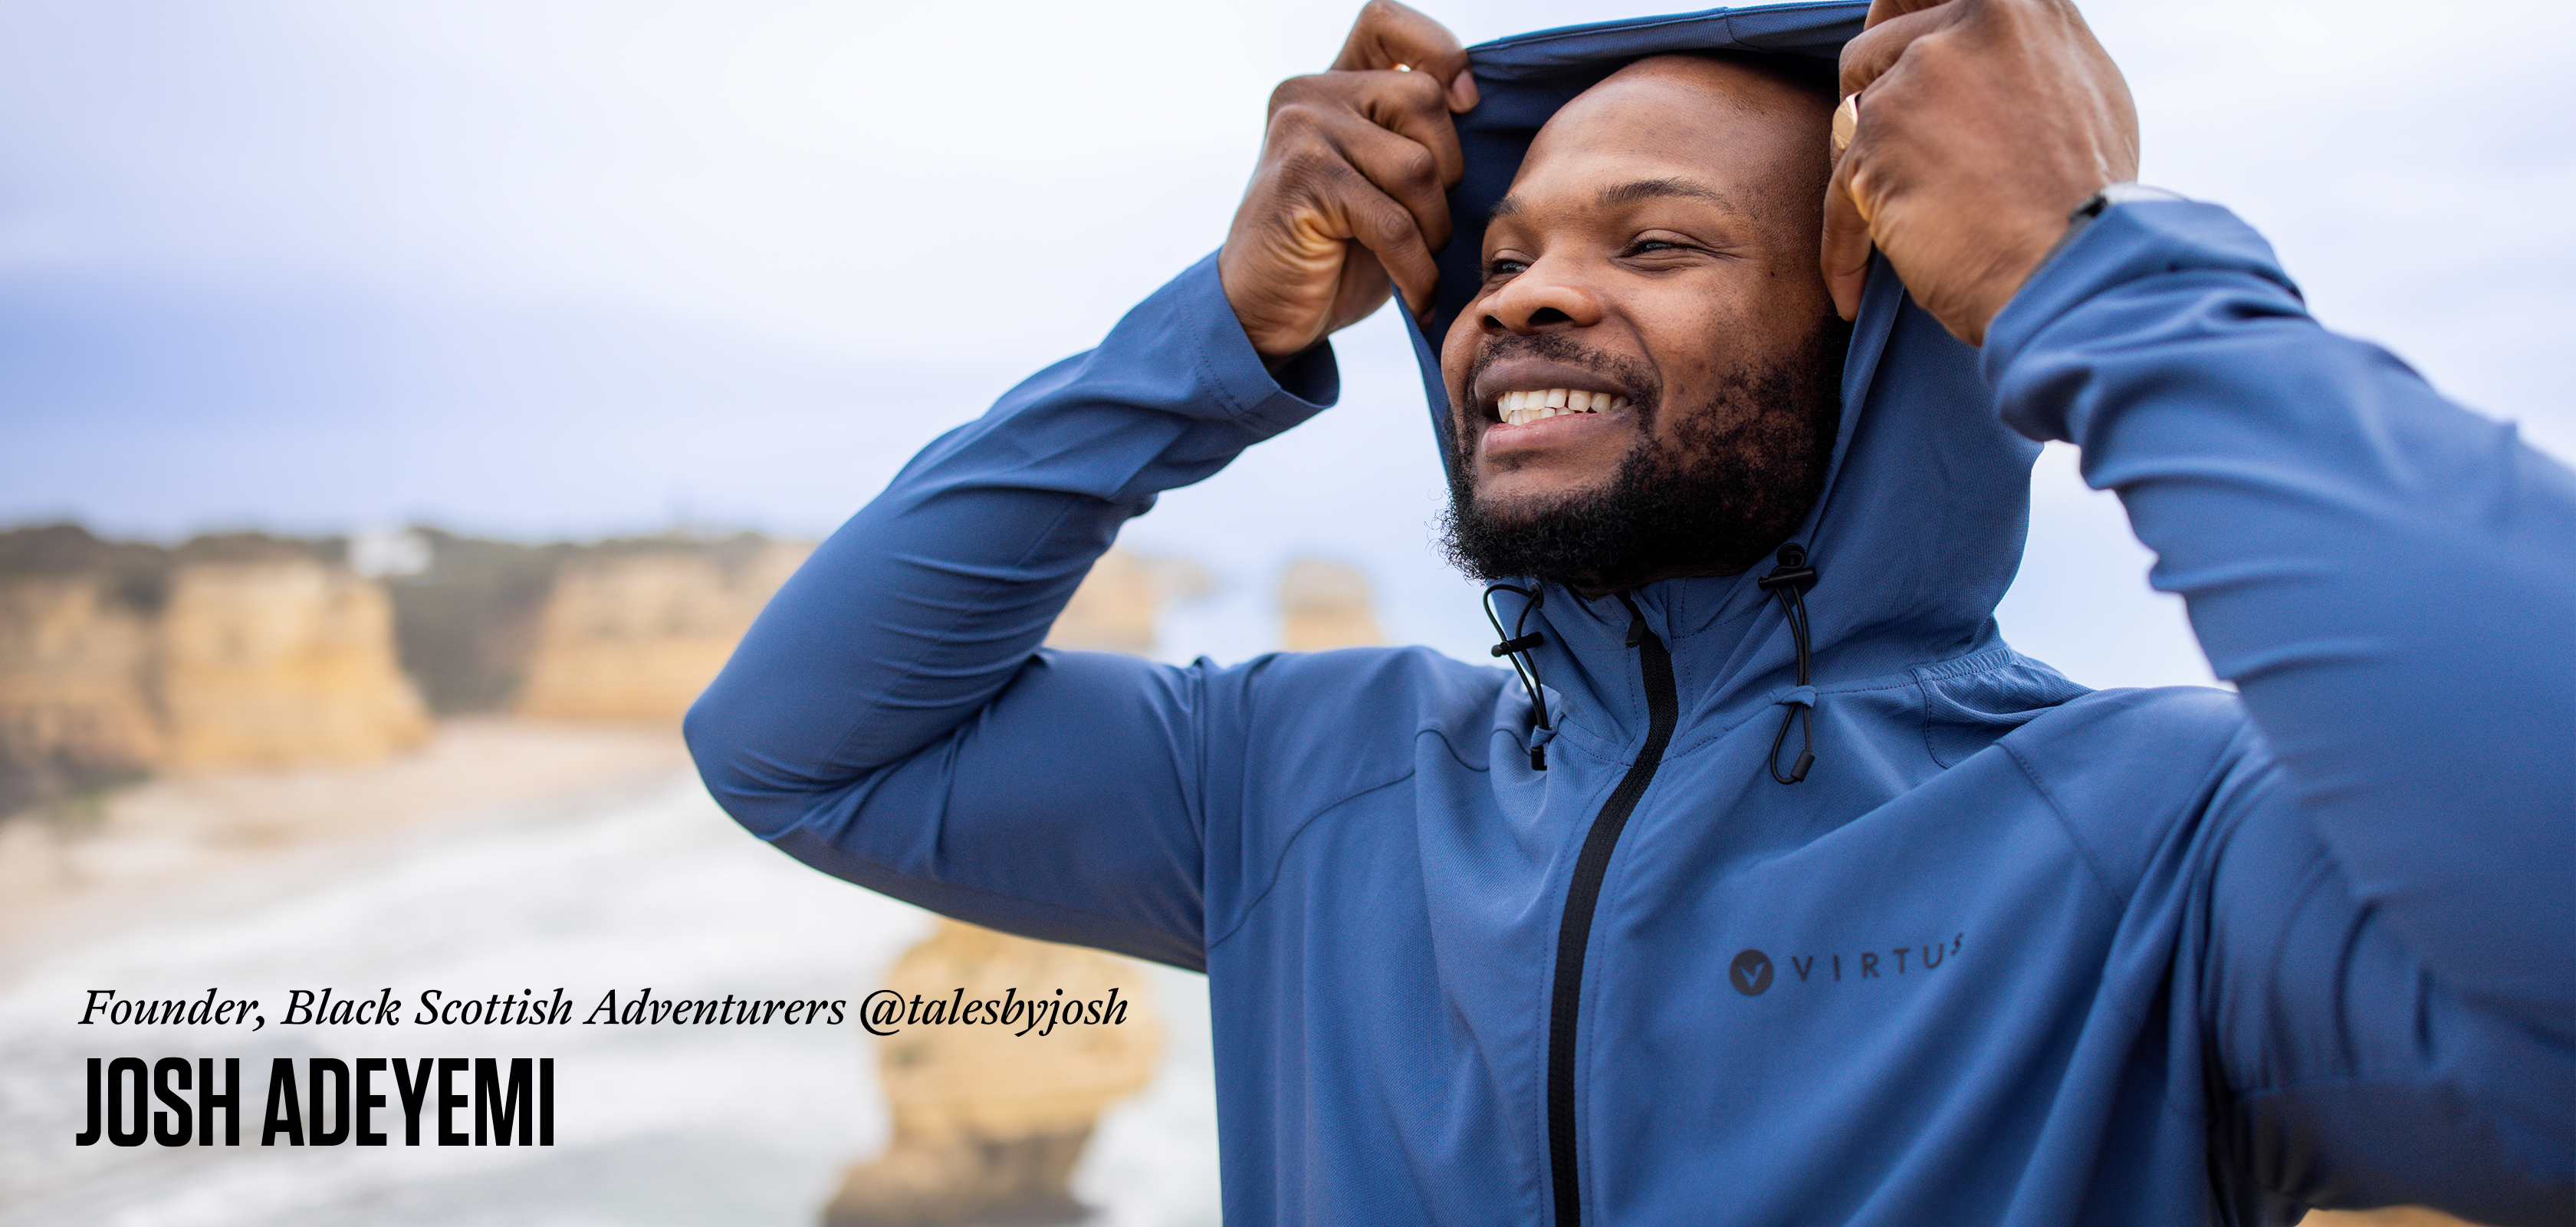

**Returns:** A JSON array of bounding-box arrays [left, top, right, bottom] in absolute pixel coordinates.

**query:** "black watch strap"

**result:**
[[2040, 182, 2189, 269]]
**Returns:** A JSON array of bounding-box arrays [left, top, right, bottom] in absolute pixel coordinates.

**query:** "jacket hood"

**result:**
[[1400, 2, 2059, 752]]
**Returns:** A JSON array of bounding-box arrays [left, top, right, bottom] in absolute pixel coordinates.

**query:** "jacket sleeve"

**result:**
[[682, 252, 1338, 970], [1984, 202, 2576, 1221]]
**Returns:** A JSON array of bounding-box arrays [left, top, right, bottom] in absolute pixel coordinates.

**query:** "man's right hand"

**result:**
[[1220, 0, 1478, 362]]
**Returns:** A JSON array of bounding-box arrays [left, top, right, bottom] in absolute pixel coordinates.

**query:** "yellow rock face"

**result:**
[[514, 541, 810, 722], [873, 919, 1162, 1140], [827, 919, 1164, 1226], [1044, 549, 1162, 656], [1278, 555, 1384, 651], [157, 561, 430, 771], [0, 577, 166, 800]]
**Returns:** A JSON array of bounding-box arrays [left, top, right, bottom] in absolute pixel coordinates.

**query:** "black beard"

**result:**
[[1440, 316, 1850, 592]]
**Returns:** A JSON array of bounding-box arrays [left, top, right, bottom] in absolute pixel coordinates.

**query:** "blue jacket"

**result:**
[[686, 5, 2574, 1224]]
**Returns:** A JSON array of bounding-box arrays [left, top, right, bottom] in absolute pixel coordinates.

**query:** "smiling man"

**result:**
[[1436, 54, 1848, 594], [688, 2, 2574, 1224]]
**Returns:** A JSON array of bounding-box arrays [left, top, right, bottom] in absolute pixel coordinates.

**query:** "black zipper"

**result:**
[[1546, 594, 1680, 1227]]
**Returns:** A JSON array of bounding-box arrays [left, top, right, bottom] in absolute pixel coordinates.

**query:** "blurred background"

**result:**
[[2, 0, 2568, 1223]]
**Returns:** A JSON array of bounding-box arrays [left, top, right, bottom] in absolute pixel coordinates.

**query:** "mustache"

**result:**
[[1464, 333, 1658, 410]]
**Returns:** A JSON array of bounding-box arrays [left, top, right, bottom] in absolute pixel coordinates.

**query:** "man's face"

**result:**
[[1438, 55, 1846, 591]]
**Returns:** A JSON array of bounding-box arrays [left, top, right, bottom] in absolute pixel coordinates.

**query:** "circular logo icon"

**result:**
[[1730, 949, 1773, 996]]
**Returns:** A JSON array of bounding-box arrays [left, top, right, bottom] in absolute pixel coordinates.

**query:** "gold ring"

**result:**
[[1832, 94, 1859, 157]]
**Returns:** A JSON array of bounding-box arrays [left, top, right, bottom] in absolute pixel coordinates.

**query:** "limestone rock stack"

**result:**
[[514, 540, 810, 722], [158, 560, 430, 769], [823, 921, 1162, 1227], [1277, 555, 1384, 651], [1043, 548, 1210, 656], [0, 528, 432, 810], [0, 575, 166, 811], [0, 525, 842, 814]]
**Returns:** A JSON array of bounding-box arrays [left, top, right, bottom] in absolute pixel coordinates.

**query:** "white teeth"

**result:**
[[1493, 388, 1632, 426]]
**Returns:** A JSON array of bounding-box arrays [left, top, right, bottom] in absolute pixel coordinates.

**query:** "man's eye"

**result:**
[[1625, 238, 1684, 256], [1485, 258, 1527, 278]]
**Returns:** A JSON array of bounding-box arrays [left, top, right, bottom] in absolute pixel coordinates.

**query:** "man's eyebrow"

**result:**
[[1598, 177, 1737, 212], [1484, 177, 1738, 227]]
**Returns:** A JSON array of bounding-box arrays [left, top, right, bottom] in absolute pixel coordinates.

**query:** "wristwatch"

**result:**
[[2042, 182, 2189, 266]]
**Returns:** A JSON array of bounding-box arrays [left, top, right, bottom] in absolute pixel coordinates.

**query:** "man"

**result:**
[[688, 1, 2573, 1223]]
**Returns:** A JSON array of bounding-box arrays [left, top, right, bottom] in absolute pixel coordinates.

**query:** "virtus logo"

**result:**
[[1730, 949, 1774, 996], [1735, 933, 1966, 998]]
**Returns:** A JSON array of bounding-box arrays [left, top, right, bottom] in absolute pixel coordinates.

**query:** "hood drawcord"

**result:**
[[1484, 582, 1554, 771], [1757, 544, 1820, 785]]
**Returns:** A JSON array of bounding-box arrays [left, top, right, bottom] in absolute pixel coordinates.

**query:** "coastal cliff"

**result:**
[[0, 528, 429, 810], [0, 525, 816, 813], [514, 538, 811, 721], [1277, 556, 1383, 651], [157, 559, 429, 769], [0, 573, 165, 811]]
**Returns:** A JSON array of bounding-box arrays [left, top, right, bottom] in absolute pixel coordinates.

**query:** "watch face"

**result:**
[[2098, 183, 2188, 206]]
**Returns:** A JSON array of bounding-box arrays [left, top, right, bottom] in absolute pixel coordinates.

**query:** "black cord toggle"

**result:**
[[1757, 544, 1820, 785], [1483, 583, 1554, 770]]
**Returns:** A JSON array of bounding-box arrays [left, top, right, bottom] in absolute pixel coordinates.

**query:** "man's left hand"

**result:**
[[1821, 0, 2140, 344]]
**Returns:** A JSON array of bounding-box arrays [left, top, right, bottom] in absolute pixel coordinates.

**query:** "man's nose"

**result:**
[[1480, 260, 1605, 334]]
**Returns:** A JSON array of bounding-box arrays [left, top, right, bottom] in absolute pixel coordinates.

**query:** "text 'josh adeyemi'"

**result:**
[[77, 1056, 551, 1148]]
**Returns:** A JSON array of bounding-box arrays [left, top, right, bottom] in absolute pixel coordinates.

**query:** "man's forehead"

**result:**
[[1486, 54, 1829, 230]]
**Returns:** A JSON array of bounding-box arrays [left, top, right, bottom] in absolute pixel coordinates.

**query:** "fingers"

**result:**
[[1270, 64, 1461, 215], [1840, 0, 1963, 96], [1334, 113, 1456, 250], [1354, 70, 1466, 187], [1331, 0, 1479, 111], [1819, 148, 1874, 321], [1861, 0, 1959, 27], [1221, 3, 1469, 354], [1275, 151, 1438, 317], [1822, 0, 2140, 343], [1258, 76, 1450, 313], [1340, 185, 1443, 316], [1827, 0, 1960, 316]]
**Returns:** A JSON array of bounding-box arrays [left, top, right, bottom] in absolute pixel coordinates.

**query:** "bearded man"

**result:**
[[687, 2, 2574, 1223]]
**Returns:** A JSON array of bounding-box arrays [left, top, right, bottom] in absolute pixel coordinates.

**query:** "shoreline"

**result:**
[[0, 718, 690, 975]]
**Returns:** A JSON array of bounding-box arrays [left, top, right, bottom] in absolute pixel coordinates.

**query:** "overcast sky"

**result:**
[[3, 0, 2569, 683]]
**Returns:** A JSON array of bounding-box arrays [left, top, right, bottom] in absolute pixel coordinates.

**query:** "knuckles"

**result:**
[[1268, 65, 1445, 121], [1386, 141, 1439, 189], [1343, 0, 1458, 67], [1268, 74, 1332, 116], [1268, 135, 1354, 190], [1354, 0, 1410, 31]]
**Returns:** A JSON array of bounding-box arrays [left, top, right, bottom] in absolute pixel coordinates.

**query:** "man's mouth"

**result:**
[[1493, 388, 1634, 427]]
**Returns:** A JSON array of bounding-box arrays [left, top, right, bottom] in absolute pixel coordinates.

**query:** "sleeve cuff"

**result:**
[[1146, 250, 1342, 440], [1979, 200, 2304, 442]]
